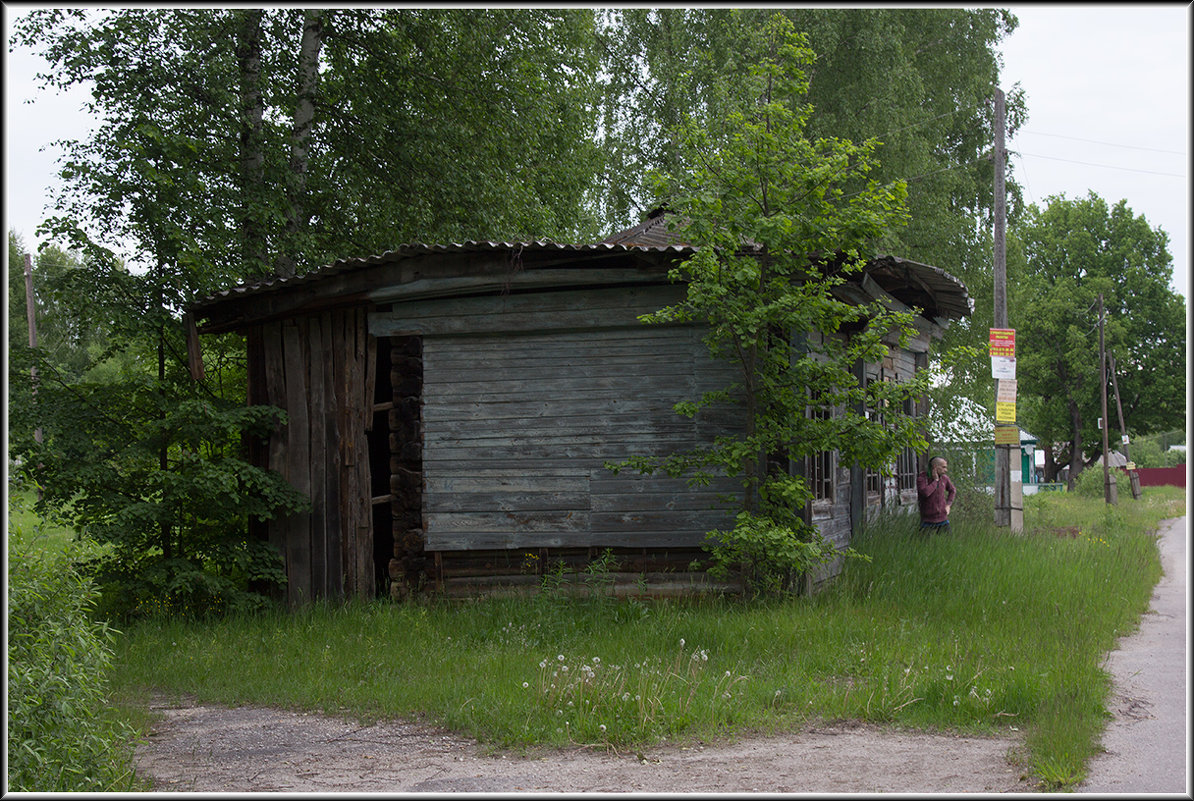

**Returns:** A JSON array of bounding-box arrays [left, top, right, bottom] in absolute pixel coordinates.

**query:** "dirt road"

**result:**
[[133, 698, 1032, 793]]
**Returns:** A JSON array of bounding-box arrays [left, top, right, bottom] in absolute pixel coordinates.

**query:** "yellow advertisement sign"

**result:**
[[996, 401, 1016, 422], [994, 425, 1019, 445]]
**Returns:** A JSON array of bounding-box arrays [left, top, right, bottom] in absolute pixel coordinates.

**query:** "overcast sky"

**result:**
[[4, 5, 1190, 307]]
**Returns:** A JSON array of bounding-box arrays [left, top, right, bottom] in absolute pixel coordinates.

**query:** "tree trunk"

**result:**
[[1042, 441, 1059, 483], [236, 9, 267, 277], [275, 8, 327, 278], [1066, 399, 1084, 489]]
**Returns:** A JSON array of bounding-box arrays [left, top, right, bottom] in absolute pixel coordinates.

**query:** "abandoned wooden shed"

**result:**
[[190, 211, 972, 604]]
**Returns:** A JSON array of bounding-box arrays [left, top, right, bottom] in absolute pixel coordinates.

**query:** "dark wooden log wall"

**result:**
[[255, 308, 376, 604]]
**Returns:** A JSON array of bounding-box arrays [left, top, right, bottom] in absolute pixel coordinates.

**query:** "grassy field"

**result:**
[[103, 485, 1185, 790]]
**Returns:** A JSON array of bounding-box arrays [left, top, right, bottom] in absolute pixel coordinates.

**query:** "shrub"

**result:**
[[1072, 464, 1129, 498], [7, 526, 140, 792]]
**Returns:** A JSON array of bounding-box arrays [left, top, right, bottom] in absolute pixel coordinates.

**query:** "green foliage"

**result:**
[[7, 522, 141, 791], [1128, 436, 1185, 469], [11, 331, 306, 619], [598, 8, 1023, 271], [1071, 465, 1130, 499], [616, 15, 938, 594], [700, 511, 842, 597], [10, 8, 608, 283], [1011, 192, 1186, 475]]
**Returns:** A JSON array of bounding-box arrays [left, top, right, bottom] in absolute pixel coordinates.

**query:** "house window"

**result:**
[[897, 399, 918, 492], [806, 404, 834, 502], [864, 377, 885, 495], [897, 445, 917, 491]]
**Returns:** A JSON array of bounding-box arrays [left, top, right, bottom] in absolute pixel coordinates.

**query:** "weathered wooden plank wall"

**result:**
[[419, 324, 742, 551], [255, 308, 374, 604]]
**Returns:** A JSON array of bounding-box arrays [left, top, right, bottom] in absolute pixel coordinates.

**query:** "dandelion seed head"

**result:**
[[522, 682, 529, 688]]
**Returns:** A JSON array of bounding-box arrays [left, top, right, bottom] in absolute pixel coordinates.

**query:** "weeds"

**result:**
[[98, 485, 1184, 790]]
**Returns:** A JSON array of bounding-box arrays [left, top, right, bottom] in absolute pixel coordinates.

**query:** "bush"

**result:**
[[1071, 464, 1129, 498], [7, 525, 140, 792]]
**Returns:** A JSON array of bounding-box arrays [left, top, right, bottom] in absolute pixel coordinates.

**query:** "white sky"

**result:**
[[4, 5, 1190, 307]]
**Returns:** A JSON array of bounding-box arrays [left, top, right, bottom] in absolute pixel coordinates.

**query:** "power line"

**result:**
[[1016, 151, 1185, 179], [1017, 130, 1185, 156]]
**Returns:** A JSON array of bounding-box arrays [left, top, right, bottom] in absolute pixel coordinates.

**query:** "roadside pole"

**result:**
[[991, 87, 1019, 530], [1107, 352, 1142, 499], [1098, 293, 1117, 505]]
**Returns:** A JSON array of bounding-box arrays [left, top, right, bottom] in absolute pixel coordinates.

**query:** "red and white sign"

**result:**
[[989, 328, 1015, 357]]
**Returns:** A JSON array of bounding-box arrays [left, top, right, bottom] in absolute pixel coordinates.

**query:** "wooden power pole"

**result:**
[[1107, 351, 1142, 499], [992, 87, 1014, 528], [1098, 293, 1117, 505]]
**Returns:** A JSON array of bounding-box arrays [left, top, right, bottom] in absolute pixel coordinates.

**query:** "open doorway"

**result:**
[[368, 335, 424, 598]]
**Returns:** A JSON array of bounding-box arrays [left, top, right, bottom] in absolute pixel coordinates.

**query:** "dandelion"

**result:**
[[953, 696, 960, 706], [540, 660, 547, 669], [592, 656, 601, 664], [622, 693, 631, 702], [679, 638, 685, 648], [599, 724, 607, 732], [522, 682, 529, 689], [558, 654, 565, 662], [724, 670, 732, 678]]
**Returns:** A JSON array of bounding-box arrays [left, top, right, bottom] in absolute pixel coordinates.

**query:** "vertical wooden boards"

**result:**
[[281, 317, 313, 605], [421, 324, 741, 551], [257, 309, 374, 604], [260, 322, 289, 567], [349, 308, 374, 598]]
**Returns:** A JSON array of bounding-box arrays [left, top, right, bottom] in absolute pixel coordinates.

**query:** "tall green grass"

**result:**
[[107, 485, 1183, 789], [7, 489, 147, 792]]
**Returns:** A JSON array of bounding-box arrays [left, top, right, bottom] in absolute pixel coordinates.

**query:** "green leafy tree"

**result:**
[[596, 8, 1024, 433], [613, 16, 934, 596], [1010, 192, 1186, 482], [8, 8, 609, 615]]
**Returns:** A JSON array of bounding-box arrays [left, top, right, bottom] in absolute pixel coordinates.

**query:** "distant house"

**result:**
[[190, 211, 972, 603], [927, 396, 1040, 488]]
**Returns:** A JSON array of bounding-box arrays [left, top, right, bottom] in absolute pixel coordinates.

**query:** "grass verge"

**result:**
[[97, 485, 1184, 790]]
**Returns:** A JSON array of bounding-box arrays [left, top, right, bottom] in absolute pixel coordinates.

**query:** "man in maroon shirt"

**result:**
[[917, 456, 956, 533]]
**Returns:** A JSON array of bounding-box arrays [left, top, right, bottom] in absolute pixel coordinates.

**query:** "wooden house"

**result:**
[[190, 211, 972, 603]]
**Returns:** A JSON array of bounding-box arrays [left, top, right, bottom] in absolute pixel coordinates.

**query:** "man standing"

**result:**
[[917, 456, 956, 533]]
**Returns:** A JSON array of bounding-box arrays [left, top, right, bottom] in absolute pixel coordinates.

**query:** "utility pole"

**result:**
[[23, 252, 42, 444], [1107, 351, 1141, 499], [23, 253, 44, 500], [1098, 293, 1117, 505], [992, 87, 1014, 528]]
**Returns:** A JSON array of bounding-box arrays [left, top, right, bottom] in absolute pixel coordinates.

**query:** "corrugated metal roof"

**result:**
[[192, 212, 972, 323], [191, 238, 693, 311]]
